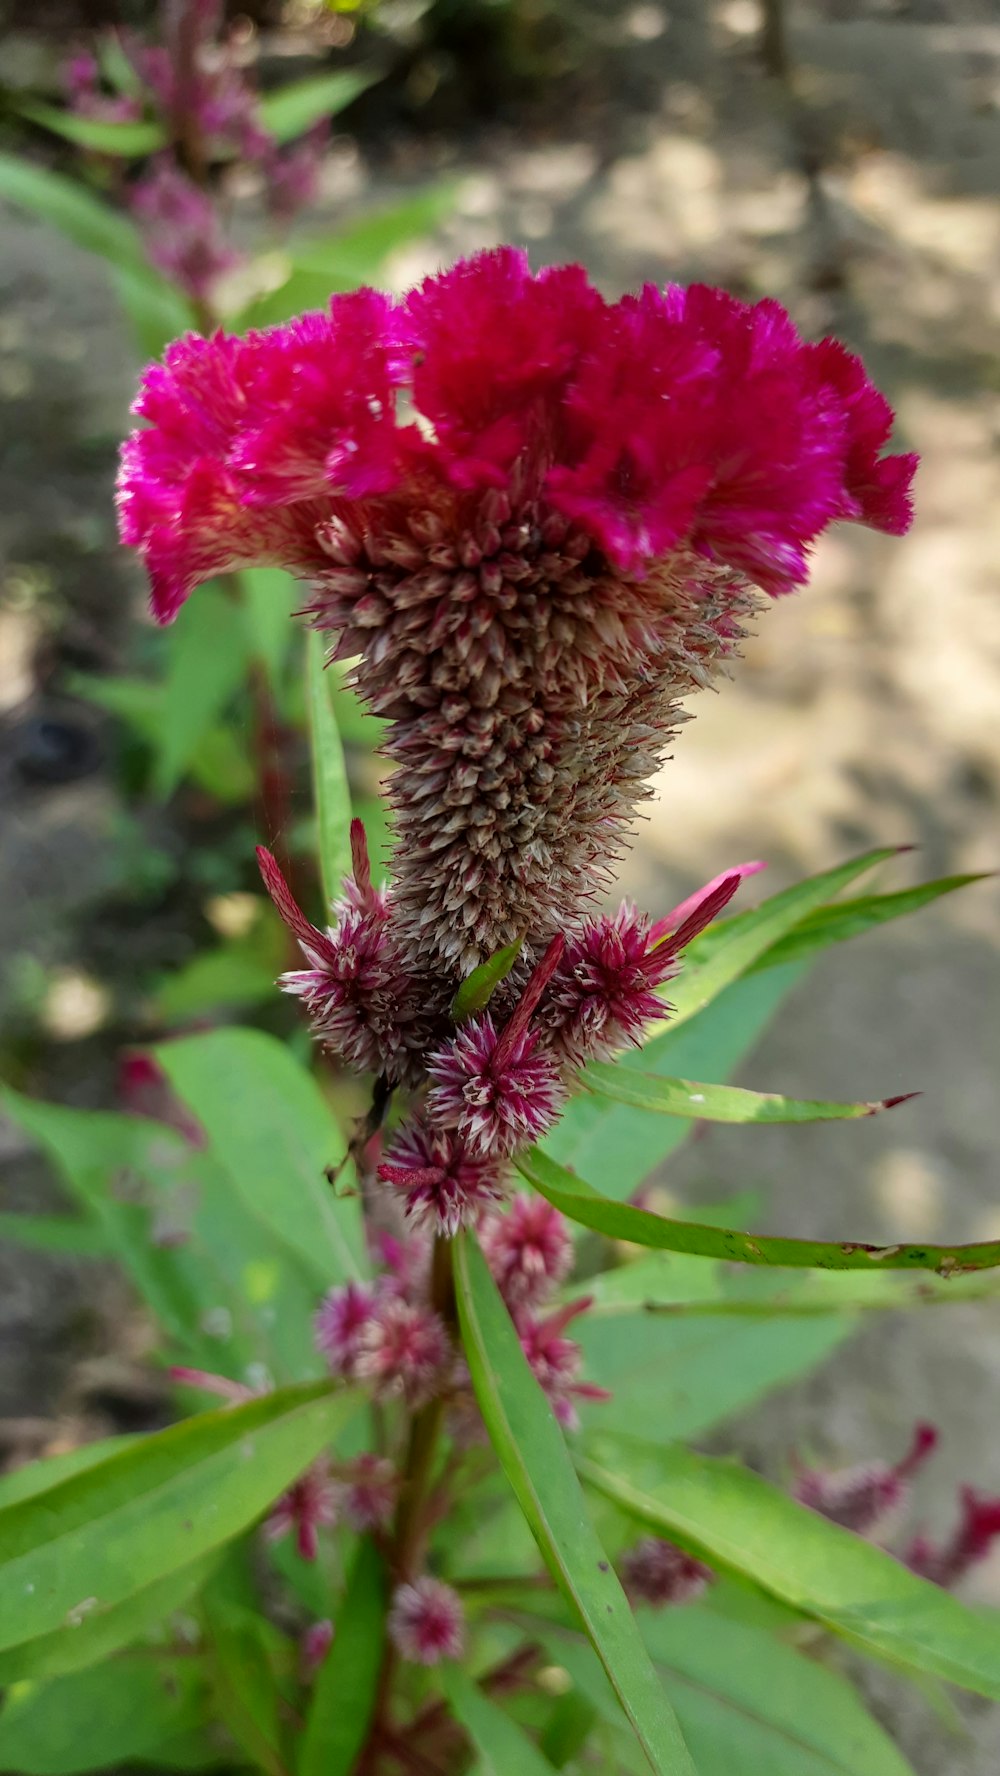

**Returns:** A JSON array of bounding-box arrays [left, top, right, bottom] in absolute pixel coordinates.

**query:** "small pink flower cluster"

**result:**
[[621, 1537, 714, 1609], [388, 1575, 465, 1667]]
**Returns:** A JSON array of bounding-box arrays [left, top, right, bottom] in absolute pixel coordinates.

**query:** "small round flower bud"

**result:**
[[621, 1537, 713, 1608], [264, 1462, 338, 1561], [314, 1281, 378, 1378], [479, 1195, 574, 1309], [355, 1298, 451, 1409], [388, 1576, 465, 1666]]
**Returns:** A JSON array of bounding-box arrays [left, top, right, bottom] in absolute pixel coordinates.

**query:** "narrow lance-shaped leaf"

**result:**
[[300, 1538, 386, 1776], [518, 1147, 1000, 1275], [452, 939, 523, 1023], [748, 873, 993, 976], [0, 1656, 210, 1776], [453, 1235, 695, 1776], [0, 1554, 219, 1686], [0, 1212, 111, 1257], [0, 1381, 357, 1654], [578, 1441, 1000, 1701], [17, 102, 167, 156], [258, 69, 378, 143], [0, 152, 150, 268], [307, 627, 352, 913], [582, 1060, 915, 1125], [442, 1664, 559, 1775]]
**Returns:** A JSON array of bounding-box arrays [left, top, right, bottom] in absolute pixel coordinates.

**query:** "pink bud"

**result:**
[[479, 1195, 574, 1309], [621, 1537, 714, 1608], [388, 1576, 465, 1666]]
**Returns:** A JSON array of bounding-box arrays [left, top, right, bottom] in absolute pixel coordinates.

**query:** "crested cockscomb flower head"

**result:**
[[905, 1487, 1000, 1588], [354, 1296, 452, 1408], [339, 1454, 399, 1532], [517, 1297, 610, 1430], [314, 1280, 378, 1378], [378, 1117, 507, 1235], [793, 1422, 938, 1539], [119, 252, 915, 979], [621, 1537, 714, 1608], [426, 936, 567, 1153], [545, 861, 764, 1064], [388, 1576, 465, 1666], [479, 1194, 574, 1309], [264, 1461, 339, 1561]]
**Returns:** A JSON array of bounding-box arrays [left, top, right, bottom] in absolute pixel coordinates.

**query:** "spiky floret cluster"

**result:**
[[388, 1576, 465, 1666], [119, 248, 915, 976], [793, 1421, 938, 1539], [621, 1537, 714, 1608]]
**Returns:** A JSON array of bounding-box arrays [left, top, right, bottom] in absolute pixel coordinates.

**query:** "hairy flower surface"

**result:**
[[517, 1298, 610, 1429], [905, 1488, 1000, 1588], [793, 1422, 937, 1539], [378, 1116, 507, 1235], [479, 1195, 574, 1308], [621, 1537, 714, 1608], [355, 1296, 452, 1408], [314, 1280, 378, 1378], [264, 1461, 339, 1561], [388, 1577, 465, 1666], [120, 250, 915, 976], [339, 1454, 399, 1532]]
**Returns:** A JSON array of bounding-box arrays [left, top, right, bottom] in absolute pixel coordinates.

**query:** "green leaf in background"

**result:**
[[156, 582, 250, 798], [258, 68, 378, 143], [748, 874, 992, 975], [97, 31, 147, 98], [0, 1213, 110, 1257], [67, 673, 255, 803], [452, 939, 523, 1022], [586, 1259, 1000, 1318], [442, 1664, 558, 1774], [156, 1026, 366, 1289], [518, 1146, 1000, 1274], [0, 1657, 211, 1776], [0, 1439, 135, 1512], [579, 1442, 1000, 1699], [17, 102, 167, 157], [110, 262, 197, 360], [300, 1539, 385, 1776], [0, 1555, 218, 1685], [153, 912, 287, 1023], [582, 1060, 911, 1124], [0, 153, 149, 268], [0, 1381, 356, 1654], [454, 1236, 695, 1776], [293, 182, 460, 282], [203, 1589, 289, 1776], [306, 628, 352, 911], [240, 567, 298, 689]]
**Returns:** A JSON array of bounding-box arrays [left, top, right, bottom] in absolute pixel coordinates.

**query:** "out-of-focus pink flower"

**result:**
[[378, 1117, 507, 1236], [905, 1488, 1000, 1588], [388, 1576, 465, 1666], [354, 1296, 452, 1408], [264, 1461, 339, 1561], [517, 1297, 610, 1430], [128, 160, 239, 302], [61, 48, 144, 126], [118, 1049, 206, 1148], [339, 1453, 399, 1532], [372, 1229, 432, 1303], [314, 1280, 379, 1378], [300, 1618, 335, 1682], [479, 1194, 574, 1309], [793, 1422, 938, 1539], [119, 250, 915, 979], [621, 1537, 714, 1608], [265, 122, 327, 222]]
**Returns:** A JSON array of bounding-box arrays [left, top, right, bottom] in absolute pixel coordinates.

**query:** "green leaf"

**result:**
[[18, 102, 167, 157], [453, 1235, 695, 1776], [582, 1061, 908, 1124], [258, 68, 378, 143], [579, 1442, 1000, 1699], [518, 1146, 1000, 1274], [0, 1380, 356, 1654], [203, 1590, 290, 1776], [300, 1539, 385, 1776], [663, 847, 900, 1031], [442, 1665, 558, 1774], [0, 1439, 135, 1511], [153, 915, 286, 1023], [156, 1027, 366, 1290], [0, 1657, 210, 1775], [155, 583, 250, 798], [240, 568, 298, 688], [307, 628, 352, 911], [110, 262, 197, 359], [292, 182, 459, 281], [452, 939, 523, 1022], [98, 32, 147, 99], [543, 964, 803, 1196], [0, 1555, 218, 1684], [587, 1261, 1000, 1318], [0, 1212, 110, 1257], [749, 874, 992, 975], [234, 265, 353, 332], [0, 153, 149, 268]]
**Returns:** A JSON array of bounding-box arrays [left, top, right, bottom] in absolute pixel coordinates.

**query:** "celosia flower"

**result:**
[[129, 161, 240, 304], [388, 1576, 465, 1666], [299, 1618, 335, 1682], [378, 1117, 507, 1235], [264, 1461, 339, 1561], [119, 250, 915, 979], [339, 1453, 399, 1532], [517, 1297, 610, 1429], [905, 1488, 1000, 1588], [479, 1194, 574, 1308], [314, 1280, 378, 1378], [621, 1537, 714, 1608], [425, 937, 567, 1153], [793, 1422, 938, 1539], [355, 1296, 452, 1407]]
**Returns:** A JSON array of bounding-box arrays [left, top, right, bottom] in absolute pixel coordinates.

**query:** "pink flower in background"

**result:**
[[479, 1194, 574, 1309], [355, 1296, 452, 1408], [299, 1618, 335, 1682], [339, 1454, 399, 1532], [315, 1279, 379, 1378], [129, 160, 240, 302], [388, 1577, 465, 1666], [119, 249, 915, 979], [517, 1297, 610, 1429], [264, 1461, 339, 1561], [793, 1422, 938, 1539], [905, 1489, 1000, 1588], [621, 1537, 714, 1608]]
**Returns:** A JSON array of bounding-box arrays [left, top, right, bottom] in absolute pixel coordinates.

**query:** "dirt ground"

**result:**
[[1, 1, 1000, 1767]]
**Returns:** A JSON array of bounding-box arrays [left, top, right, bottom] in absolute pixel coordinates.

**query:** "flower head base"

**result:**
[[793, 1421, 938, 1539], [378, 1117, 507, 1236], [479, 1195, 574, 1309], [388, 1577, 465, 1666], [120, 250, 914, 977], [905, 1489, 1000, 1589], [621, 1537, 714, 1608]]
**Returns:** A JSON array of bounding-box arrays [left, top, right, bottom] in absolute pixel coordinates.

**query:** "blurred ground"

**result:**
[[1, 1, 999, 1766]]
